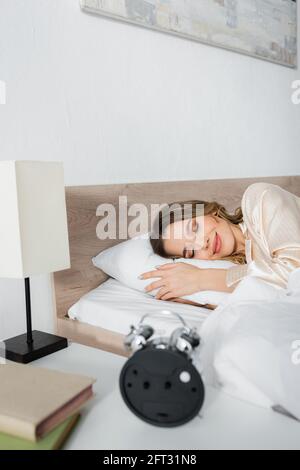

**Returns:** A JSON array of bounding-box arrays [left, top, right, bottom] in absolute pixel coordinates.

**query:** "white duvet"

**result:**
[[198, 268, 300, 421], [69, 267, 300, 421]]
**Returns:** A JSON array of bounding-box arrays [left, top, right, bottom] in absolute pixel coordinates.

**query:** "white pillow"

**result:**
[[92, 234, 236, 306]]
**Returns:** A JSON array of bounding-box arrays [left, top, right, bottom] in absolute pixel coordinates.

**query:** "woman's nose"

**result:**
[[194, 235, 209, 251]]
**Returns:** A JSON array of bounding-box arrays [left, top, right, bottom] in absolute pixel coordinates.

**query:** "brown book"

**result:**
[[0, 362, 95, 442]]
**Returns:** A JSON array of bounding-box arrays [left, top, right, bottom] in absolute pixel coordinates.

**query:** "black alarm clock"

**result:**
[[119, 310, 205, 427]]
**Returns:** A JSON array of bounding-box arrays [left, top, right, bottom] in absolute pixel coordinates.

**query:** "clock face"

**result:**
[[119, 347, 205, 427]]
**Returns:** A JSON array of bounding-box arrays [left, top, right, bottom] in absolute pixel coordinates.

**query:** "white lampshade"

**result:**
[[0, 161, 70, 278]]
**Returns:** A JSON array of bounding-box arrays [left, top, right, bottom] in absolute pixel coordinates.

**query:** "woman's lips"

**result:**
[[213, 232, 221, 255]]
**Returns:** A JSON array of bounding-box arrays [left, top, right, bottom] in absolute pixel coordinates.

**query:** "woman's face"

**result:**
[[162, 214, 238, 260]]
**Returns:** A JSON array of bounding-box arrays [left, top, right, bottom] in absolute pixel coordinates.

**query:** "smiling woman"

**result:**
[[144, 183, 300, 301], [150, 199, 246, 265], [141, 198, 248, 300]]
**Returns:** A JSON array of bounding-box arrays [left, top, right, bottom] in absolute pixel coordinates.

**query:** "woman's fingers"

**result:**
[[155, 287, 172, 300], [160, 292, 176, 301], [140, 270, 163, 280], [145, 280, 166, 293], [155, 263, 177, 270], [140, 263, 178, 280]]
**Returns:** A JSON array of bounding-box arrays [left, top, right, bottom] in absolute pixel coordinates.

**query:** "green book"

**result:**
[[0, 414, 80, 450]]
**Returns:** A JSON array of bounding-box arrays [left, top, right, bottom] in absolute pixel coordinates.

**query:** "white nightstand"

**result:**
[[34, 342, 300, 450]]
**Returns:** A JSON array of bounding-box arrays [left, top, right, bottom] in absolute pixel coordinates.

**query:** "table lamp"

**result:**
[[0, 161, 71, 363]]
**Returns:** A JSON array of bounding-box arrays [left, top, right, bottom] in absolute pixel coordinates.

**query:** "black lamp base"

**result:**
[[1, 330, 68, 364]]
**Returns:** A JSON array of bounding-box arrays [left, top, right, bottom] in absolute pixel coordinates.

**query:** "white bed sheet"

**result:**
[[68, 278, 211, 337]]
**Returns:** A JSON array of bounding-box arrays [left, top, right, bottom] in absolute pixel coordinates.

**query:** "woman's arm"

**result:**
[[201, 268, 237, 294], [141, 263, 237, 301]]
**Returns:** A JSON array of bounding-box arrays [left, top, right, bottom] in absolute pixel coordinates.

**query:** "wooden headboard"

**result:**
[[52, 175, 300, 356]]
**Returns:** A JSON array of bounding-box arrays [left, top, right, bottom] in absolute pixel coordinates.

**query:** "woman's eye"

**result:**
[[184, 248, 195, 259], [191, 220, 198, 233]]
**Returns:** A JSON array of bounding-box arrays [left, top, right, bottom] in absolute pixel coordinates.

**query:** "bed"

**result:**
[[52, 175, 300, 357], [51, 175, 300, 448]]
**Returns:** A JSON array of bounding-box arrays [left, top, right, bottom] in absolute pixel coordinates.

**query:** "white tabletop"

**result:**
[[34, 342, 300, 450]]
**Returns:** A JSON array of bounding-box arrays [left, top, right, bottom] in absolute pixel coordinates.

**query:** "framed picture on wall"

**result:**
[[80, 0, 297, 68]]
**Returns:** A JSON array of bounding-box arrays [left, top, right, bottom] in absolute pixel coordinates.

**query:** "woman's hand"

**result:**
[[140, 263, 206, 300]]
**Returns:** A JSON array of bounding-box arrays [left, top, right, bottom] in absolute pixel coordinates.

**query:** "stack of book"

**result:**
[[0, 362, 96, 450]]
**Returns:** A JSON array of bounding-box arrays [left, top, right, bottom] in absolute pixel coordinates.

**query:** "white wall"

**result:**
[[0, 0, 300, 339]]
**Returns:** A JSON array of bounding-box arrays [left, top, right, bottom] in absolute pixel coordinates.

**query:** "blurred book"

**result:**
[[0, 362, 95, 441], [0, 414, 80, 450]]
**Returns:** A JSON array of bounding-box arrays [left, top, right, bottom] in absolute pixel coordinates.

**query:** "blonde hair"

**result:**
[[150, 199, 246, 265]]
